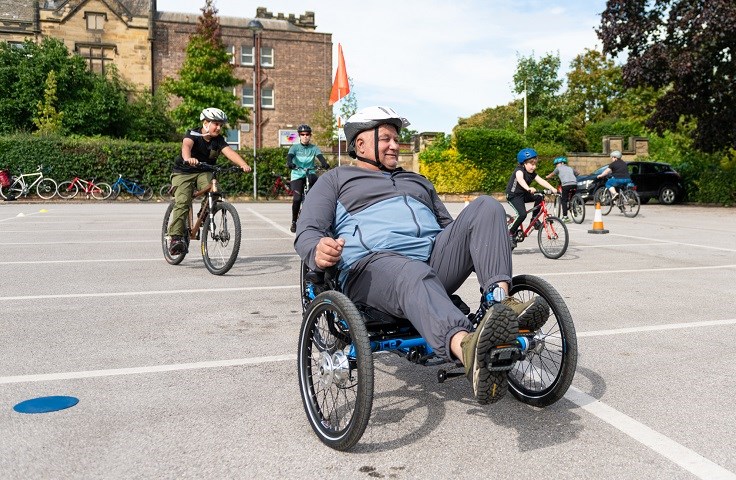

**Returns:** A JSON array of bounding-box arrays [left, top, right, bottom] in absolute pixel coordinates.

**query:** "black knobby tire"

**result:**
[[570, 194, 586, 224], [162, 202, 188, 265], [537, 216, 568, 259], [621, 190, 640, 218], [36, 178, 57, 199], [593, 187, 607, 208], [298, 291, 374, 451], [201, 201, 241, 275], [507, 274, 578, 407]]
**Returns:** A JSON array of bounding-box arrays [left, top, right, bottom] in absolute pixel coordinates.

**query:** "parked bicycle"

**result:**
[[161, 164, 243, 275], [553, 185, 586, 224], [506, 191, 569, 259], [110, 175, 153, 201], [57, 176, 112, 200], [594, 183, 640, 218], [0, 165, 58, 200], [266, 171, 294, 199], [158, 183, 173, 202]]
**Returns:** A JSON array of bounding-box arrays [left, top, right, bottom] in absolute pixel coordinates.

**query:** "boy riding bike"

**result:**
[[506, 148, 557, 247], [167, 107, 251, 255], [545, 156, 579, 223]]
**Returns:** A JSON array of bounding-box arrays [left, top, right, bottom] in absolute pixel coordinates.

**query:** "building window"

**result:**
[[224, 127, 239, 149], [241, 46, 254, 66], [226, 45, 235, 65], [261, 88, 274, 108], [85, 12, 106, 31], [242, 86, 254, 107], [241, 86, 274, 109], [76, 44, 116, 74], [7, 41, 24, 49], [260, 47, 274, 67]]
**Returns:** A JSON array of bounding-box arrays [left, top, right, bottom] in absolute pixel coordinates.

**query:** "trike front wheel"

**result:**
[[298, 290, 374, 451], [201, 201, 241, 275], [507, 274, 577, 407]]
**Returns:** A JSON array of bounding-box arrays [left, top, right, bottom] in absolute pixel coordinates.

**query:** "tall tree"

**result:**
[[163, 0, 247, 131], [598, 0, 736, 152], [564, 49, 622, 123], [512, 53, 564, 122]]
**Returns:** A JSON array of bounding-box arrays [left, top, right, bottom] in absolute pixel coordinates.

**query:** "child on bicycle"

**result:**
[[506, 148, 557, 247], [167, 107, 251, 255], [287, 124, 330, 232], [545, 156, 579, 223]]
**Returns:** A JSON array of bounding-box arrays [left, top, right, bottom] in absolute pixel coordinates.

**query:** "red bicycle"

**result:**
[[57, 176, 112, 200], [506, 191, 569, 259], [268, 171, 294, 199]]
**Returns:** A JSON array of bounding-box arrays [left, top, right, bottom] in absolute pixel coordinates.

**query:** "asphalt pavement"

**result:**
[[1, 199, 735, 479]]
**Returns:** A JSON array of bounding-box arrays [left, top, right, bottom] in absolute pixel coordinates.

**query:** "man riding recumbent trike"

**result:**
[[294, 106, 578, 451]]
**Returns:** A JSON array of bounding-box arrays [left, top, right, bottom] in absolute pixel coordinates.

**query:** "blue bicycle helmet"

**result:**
[[553, 156, 568, 165], [517, 148, 538, 163]]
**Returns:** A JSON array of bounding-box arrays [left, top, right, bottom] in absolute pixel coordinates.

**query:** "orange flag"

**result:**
[[329, 43, 350, 105]]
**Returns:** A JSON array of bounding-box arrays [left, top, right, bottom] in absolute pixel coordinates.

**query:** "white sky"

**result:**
[[155, 0, 608, 134]]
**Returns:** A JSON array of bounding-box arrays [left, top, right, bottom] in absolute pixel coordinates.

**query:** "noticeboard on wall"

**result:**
[[279, 130, 298, 146]]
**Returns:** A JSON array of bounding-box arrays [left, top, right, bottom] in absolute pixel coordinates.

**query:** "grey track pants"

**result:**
[[344, 195, 513, 359]]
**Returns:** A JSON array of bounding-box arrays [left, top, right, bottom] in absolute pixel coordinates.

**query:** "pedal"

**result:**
[[487, 346, 521, 372]]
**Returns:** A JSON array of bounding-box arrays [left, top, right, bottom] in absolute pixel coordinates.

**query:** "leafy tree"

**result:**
[[33, 70, 64, 135], [564, 49, 622, 123], [310, 105, 336, 151], [512, 52, 564, 123], [456, 101, 524, 134], [162, 0, 248, 131], [337, 78, 358, 124], [598, 0, 736, 152]]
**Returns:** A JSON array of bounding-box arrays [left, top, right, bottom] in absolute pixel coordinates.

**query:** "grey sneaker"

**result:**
[[461, 303, 519, 404], [502, 296, 550, 331]]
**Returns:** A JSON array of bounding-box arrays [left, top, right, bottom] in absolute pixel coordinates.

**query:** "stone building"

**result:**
[[1, 1, 333, 149]]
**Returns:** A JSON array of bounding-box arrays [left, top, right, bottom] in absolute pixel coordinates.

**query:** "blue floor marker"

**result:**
[[13, 396, 79, 414]]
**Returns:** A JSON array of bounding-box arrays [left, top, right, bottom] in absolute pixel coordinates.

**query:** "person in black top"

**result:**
[[167, 108, 252, 255], [505, 148, 556, 247], [596, 150, 631, 201]]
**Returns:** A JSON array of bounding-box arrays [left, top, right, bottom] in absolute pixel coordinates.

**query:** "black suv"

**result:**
[[575, 161, 685, 204]]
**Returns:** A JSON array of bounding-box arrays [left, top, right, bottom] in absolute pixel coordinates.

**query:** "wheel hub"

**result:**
[[317, 350, 349, 387]]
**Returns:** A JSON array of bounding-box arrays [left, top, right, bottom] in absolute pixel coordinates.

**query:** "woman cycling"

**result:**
[[287, 124, 329, 233]]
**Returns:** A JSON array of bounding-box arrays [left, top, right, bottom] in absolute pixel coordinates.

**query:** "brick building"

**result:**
[[1, 1, 333, 149]]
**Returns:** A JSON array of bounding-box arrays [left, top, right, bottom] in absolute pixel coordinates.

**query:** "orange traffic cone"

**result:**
[[588, 202, 609, 234]]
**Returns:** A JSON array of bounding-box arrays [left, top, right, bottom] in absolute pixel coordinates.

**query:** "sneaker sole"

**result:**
[[517, 298, 550, 332], [474, 304, 519, 405]]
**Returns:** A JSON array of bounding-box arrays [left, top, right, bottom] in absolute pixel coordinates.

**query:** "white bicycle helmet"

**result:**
[[200, 107, 228, 123], [344, 106, 410, 163]]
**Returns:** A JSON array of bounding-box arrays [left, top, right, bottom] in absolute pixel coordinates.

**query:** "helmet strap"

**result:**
[[355, 127, 392, 171]]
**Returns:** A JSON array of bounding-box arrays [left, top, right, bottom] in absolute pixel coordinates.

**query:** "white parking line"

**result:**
[[0, 253, 300, 266], [246, 207, 293, 235], [0, 237, 291, 245], [0, 284, 298, 301], [565, 387, 736, 480]]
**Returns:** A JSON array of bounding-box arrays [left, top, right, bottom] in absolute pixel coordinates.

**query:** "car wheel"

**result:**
[[659, 186, 677, 205]]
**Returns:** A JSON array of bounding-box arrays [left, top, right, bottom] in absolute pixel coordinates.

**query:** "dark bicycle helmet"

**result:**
[[517, 148, 538, 163], [200, 107, 228, 123], [553, 156, 568, 165], [297, 124, 312, 134], [344, 106, 410, 166]]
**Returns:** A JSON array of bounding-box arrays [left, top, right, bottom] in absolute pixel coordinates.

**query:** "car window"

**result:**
[[629, 164, 640, 174], [640, 163, 656, 174]]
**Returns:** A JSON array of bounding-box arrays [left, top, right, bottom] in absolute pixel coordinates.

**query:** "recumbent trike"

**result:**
[[297, 264, 578, 451]]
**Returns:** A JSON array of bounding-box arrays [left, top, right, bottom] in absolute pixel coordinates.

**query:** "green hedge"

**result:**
[[0, 134, 289, 198]]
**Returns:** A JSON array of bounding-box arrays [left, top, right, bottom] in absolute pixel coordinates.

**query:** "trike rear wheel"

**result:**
[[298, 291, 373, 451], [507, 274, 577, 407], [202, 201, 241, 275], [537, 216, 568, 259]]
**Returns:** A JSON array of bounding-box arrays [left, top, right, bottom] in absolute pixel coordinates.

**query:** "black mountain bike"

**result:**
[[161, 165, 243, 275]]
